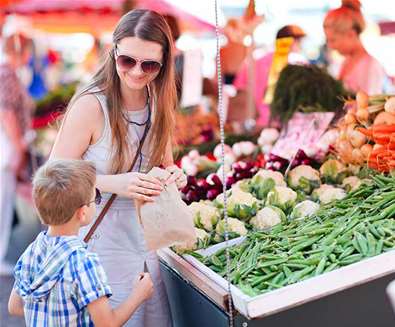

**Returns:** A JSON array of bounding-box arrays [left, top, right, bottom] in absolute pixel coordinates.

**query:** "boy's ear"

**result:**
[[75, 206, 88, 223]]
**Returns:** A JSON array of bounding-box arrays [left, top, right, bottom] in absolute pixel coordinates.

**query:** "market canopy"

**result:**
[[0, 0, 224, 34]]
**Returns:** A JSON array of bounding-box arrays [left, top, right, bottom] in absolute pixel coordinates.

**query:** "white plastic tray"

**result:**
[[184, 245, 395, 319]]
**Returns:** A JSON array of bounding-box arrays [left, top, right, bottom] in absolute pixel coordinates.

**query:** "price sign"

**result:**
[[271, 112, 335, 160]]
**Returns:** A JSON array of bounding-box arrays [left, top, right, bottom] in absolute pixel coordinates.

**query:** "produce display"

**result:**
[[336, 92, 395, 168], [177, 158, 365, 253], [270, 64, 348, 125], [173, 90, 395, 301], [196, 173, 395, 297]]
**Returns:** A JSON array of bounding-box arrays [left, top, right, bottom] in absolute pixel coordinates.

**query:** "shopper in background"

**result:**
[[229, 24, 306, 128], [163, 14, 184, 101], [0, 32, 34, 275], [324, 0, 386, 94]]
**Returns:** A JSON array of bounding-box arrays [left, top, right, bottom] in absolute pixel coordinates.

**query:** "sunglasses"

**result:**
[[114, 47, 162, 74], [86, 188, 102, 206]]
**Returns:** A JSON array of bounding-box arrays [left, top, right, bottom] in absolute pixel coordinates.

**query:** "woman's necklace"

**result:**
[[122, 95, 151, 126]]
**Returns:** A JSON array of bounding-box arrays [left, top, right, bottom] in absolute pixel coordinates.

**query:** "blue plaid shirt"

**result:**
[[13, 231, 112, 327]]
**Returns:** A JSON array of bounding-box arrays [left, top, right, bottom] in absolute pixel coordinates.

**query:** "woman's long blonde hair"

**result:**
[[324, 0, 365, 34], [67, 9, 176, 173]]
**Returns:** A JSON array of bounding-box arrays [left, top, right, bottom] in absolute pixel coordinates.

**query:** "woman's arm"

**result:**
[[162, 139, 174, 167], [50, 95, 118, 193], [8, 289, 24, 316], [50, 94, 163, 200], [163, 141, 187, 189], [50, 94, 101, 160]]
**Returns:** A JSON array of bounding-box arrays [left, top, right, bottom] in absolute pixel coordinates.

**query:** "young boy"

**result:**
[[8, 159, 153, 326]]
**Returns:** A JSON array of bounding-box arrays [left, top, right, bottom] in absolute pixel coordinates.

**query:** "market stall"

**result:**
[[160, 83, 395, 326]]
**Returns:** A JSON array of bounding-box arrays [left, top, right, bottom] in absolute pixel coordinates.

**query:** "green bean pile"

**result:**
[[199, 175, 395, 297]]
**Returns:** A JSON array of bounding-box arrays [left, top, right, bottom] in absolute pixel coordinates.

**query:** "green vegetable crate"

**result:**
[[166, 241, 395, 319]]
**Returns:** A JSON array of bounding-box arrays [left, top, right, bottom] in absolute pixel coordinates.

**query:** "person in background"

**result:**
[[163, 14, 183, 101], [229, 24, 306, 128], [324, 0, 386, 94], [0, 32, 34, 275], [220, 18, 248, 85]]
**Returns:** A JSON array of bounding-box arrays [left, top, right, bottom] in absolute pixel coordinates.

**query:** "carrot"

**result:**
[[372, 124, 395, 134], [373, 134, 391, 145], [356, 127, 373, 138], [371, 147, 387, 155]]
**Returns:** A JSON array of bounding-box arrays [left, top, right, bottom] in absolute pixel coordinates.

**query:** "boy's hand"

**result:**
[[133, 273, 154, 303]]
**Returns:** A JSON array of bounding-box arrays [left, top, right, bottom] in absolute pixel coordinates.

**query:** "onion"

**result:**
[[338, 129, 348, 141], [360, 144, 373, 159], [373, 111, 395, 125], [356, 91, 369, 109], [336, 140, 353, 162], [349, 130, 367, 148], [344, 113, 357, 124], [356, 109, 369, 123], [384, 97, 395, 113], [351, 148, 365, 165]]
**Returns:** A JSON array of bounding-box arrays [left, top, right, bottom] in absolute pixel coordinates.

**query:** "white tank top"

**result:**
[[82, 90, 152, 208]]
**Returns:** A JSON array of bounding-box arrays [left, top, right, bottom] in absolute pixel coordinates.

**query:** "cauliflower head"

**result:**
[[342, 176, 362, 192], [189, 202, 220, 232], [215, 218, 248, 242], [320, 159, 347, 184], [288, 165, 321, 194], [252, 169, 286, 186], [250, 206, 285, 230], [173, 228, 210, 254], [266, 186, 297, 212], [290, 200, 320, 220], [312, 184, 346, 204], [216, 188, 258, 221]]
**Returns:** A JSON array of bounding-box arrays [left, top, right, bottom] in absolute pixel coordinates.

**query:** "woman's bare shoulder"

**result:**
[[67, 93, 103, 120]]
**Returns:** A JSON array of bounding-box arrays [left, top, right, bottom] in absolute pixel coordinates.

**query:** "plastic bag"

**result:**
[[137, 167, 196, 251]]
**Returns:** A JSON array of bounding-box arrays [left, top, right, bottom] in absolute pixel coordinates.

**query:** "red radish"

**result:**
[[207, 189, 221, 200], [226, 176, 236, 189], [186, 190, 199, 203], [207, 174, 223, 187], [197, 179, 210, 190], [187, 175, 197, 186]]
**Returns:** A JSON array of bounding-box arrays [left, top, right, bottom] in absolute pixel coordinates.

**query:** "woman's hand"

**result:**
[[113, 172, 164, 202], [165, 165, 187, 189]]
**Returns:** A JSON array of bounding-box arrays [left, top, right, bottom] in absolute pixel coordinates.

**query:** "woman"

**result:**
[[0, 33, 34, 275], [50, 10, 186, 326], [324, 0, 386, 94]]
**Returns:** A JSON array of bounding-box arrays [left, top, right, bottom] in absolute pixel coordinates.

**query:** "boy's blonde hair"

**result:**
[[33, 159, 96, 225]]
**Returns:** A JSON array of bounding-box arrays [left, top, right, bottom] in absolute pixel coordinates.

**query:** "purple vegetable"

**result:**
[[295, 149, 308, 161], [232, 161, 249, 173], [207, 174, 223, 187], [180, 185, 190, 194], [186, 189, 199, 203], [272, 161, 282, 170], [234, 171, 251, 181], [301, 159, 311, 166], [187, 175, 197, 187], [207, 188, 221, 200], [226, 176, 236, 189], [197, 179, 210, 191]]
